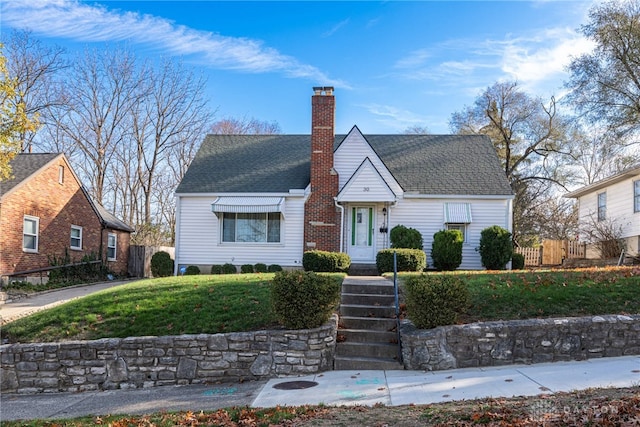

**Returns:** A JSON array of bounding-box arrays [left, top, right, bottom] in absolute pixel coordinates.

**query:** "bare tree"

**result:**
[[54, 47, 146, 204], [211, 116, 281, 134], [2, 30, 67, 152], [404, 125, 431, 134], [581, 214, 628, 259], [450, 81, 571, 244]]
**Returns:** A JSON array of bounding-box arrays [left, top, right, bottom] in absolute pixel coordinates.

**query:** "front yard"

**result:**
[[2, 267, 640, 344]]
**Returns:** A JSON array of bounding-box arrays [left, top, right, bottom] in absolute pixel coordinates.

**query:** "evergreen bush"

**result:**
[[222, 263, 237, 274], [479, 225, 513, 270], [241, 264, 254, 274], [150, 251, 174, 277], [512, 253, 525, 270], [376, 248, 427, 273], [270, 271, 341, 329], [210, 265, 223, 274], [390, 225, 423, 249], [302, 250, 351, 272], [267, 264, 283, 272], [254, 263, 268, 273], [184, 265, 200, 275], [404, 274, 470, 329], [431, 229, 463, 271]]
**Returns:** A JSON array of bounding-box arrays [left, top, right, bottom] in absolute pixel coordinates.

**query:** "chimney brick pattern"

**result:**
[[304, 87, 340, 252]]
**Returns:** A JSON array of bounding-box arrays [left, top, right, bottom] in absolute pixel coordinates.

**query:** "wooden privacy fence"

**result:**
[[514, 240, 586, 267], [128, 245, 175, 278]]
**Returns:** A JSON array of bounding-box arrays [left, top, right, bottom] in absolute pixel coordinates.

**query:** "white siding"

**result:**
[[334, 129, 402, 195], [390, 197, 512, 269], [577, 176, 640, 254], [338, 160, 395, 202], [176, 195, 306, 269]]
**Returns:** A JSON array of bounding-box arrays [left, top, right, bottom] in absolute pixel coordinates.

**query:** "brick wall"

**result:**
[[304, 87, 340, 252], [0, 156, 129, 278]]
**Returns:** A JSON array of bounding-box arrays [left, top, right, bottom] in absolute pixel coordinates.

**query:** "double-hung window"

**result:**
[[635, 181, 640, 213], [222, 212, 281, 243], [444, 203, 472, 244], [23, 215, 39, 252], [446, 223, 467, 243], [597, 192, 606, 221], [107, 233, 117, 261], [70, 225, 82, 250]]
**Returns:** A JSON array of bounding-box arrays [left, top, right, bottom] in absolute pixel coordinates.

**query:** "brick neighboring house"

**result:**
[[0, 153, 133, 283]]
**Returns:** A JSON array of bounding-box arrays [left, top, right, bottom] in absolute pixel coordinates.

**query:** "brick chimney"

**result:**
[[304, 87, 340, 252]]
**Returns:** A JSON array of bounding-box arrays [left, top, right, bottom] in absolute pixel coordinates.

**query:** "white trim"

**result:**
[[403, 193, 515, 200], [70, 225, 83, 250], [23, 215, 39, 253], [107, 232, 117, 261]]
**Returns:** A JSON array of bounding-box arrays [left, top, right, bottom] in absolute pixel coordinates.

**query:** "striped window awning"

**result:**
[[211, 197, 285, 215], [444, 203, 472, 223]]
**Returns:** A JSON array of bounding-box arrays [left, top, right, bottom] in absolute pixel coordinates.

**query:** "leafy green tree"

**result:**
[[566, 0, 640, 138], [0, 44, 38, 180]]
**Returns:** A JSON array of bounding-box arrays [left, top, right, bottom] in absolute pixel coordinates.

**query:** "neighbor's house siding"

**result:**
[[390, 197, 512, 270], [0, 156, 103, 278], [175, 195, 307, 270], [576, 176, 640, 257]]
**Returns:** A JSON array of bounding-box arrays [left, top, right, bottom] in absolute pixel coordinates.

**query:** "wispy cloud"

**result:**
[[360, 103, 433, 131], [392, 26, 594, 96], [1, 0, 347, 87], [322, 18, 350, 38]]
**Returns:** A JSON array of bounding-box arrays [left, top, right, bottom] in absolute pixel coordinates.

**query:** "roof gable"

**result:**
[[337, 158, 396, 202], [177, 132, 513, 197], [0, 153, 61, 200], [564, 164, 640, 199]]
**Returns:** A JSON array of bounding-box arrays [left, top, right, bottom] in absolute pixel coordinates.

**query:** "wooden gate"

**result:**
[[128, 245, 175, 277], [542, 240, 563, 265]]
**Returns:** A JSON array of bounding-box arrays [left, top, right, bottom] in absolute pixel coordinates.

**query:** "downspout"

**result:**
[[334, 198, 344, 253]]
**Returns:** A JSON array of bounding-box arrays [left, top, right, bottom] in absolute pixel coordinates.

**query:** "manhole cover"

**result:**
[[273, 380, 318, 390]]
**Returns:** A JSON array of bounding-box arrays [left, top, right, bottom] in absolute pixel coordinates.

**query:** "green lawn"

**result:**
[[401, 267, 640, 323], [3, 268, 640, 344], [1, 274, 280, 343]]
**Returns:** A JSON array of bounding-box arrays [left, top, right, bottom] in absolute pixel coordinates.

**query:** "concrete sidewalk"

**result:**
[[0, 279, 140, 325], [2, 356, 638, 421]]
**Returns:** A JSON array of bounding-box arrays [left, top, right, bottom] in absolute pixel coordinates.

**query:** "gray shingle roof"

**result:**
[[0, 153, 60, 198], [176, 133, 513, 196]]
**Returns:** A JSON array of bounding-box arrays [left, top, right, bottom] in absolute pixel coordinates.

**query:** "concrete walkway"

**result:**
[[1, 356, 638, 421], [0, 279, 140, 325]]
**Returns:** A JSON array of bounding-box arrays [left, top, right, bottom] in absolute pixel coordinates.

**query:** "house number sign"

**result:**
[[363, 187, 370, 191]]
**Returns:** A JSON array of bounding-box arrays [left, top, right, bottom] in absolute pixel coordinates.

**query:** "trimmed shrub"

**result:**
[[479, 225, 513, 270], [512, 253, 525, 270], [241, 264, 254, 274], [404, 274, 470, 329], [376, 248, 427, 273], [210, 265, 223, 274], [268, 264, 283, 272], [431, 229, 463, 271], [302, 250, 351, 272], [222, 263, 237, 274], [184, 265, 200, 275], [390, 225, 423, 250], [271, 271, 342, 329], [254, 263, 268, 273], [150, 251, 174, 277]]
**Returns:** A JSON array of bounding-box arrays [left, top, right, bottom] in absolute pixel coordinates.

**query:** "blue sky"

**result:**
[[1, 0, 596, 134]]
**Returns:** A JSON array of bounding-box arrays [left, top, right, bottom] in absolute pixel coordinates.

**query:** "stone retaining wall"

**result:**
[[400, 314, 640, 371], [1, 315, 337, 394]]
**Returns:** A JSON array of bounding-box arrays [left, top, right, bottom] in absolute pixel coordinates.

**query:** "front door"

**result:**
[[348, 206, 375, 261]]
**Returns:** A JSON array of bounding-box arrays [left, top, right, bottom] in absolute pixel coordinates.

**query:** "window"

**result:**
[[70, 225, 82, 250], [58, 165, 64, 184], [597, 192, 607, 221], [222, 212, 281, 243], [635, 181, 640, 213], [107, 233, 117, 261], [23, 216, 39, 252], [446, 223, 467, 243]]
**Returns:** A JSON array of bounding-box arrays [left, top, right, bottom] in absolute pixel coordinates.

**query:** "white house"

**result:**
[[174, 87, 513, 272], [565, 165, 640, 258]]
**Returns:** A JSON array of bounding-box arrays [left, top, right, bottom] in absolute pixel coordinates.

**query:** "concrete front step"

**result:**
[[338, 328, 398, 344], [334, 355, 403, 371], [340, 293, 396, 306], [347, 264, 380, 276], [342, 282, 395, 295], [336, 341, 399, 359], [340, 315, 397, 331], [339, 304, 396, 318]]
